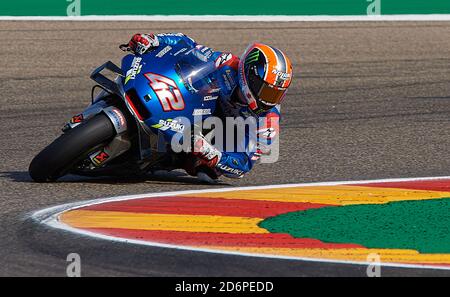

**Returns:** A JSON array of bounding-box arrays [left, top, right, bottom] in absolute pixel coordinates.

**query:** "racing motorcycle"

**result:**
[[29, 42, 220, 182]]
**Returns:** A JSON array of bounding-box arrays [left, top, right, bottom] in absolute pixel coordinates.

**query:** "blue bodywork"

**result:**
[[117, 34, 280, 178], [121, 42, 219, 140]]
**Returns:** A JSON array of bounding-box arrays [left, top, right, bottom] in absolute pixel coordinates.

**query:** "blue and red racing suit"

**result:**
[[154, 33, 281, 178]]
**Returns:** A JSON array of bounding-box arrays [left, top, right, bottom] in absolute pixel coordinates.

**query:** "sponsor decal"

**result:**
[[245, 50, 260, 64], [157, 33, 185, 38], [70, 114, 84, 124], [205, 51, 213, 59], [104, 107, 127, 134], [272, 69, 291, 80], [192, 45, 212, 62], [203, 95, 218, 101], [199, 46, 212, 57], [151, 119, 185, 133], [223, 69, 236, 89], [193, 51, 208, 62], [272, 69, 291, 87], [215, 53, 233, 68], [90, 150, 110, 166], [195, 45, 210, 52], [125, 57, 142, 84], [111, 109, 125, 127], [173, 47, 188, 56], [156, 45, 172, 58], [208, 88, 221, 94], [192, 109, 212, 116], [218, 164, 244, 176], [222, 74, 232, 91], [258, 127, 277, 139]]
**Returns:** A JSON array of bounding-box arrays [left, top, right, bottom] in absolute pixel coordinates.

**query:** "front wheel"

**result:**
[[29, 113, 116, 182]]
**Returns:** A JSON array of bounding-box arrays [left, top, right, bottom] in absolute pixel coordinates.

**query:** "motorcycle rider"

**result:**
[[124, 33, 293, 181]]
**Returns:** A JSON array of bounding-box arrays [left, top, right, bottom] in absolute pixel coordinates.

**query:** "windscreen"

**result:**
[[175, 49, 219, 94]]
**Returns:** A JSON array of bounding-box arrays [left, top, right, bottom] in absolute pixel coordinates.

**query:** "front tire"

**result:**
[[29, 113, 116, 182]]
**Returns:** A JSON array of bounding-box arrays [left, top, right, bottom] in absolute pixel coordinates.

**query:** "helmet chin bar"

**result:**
[[254, 99, 273, 114]]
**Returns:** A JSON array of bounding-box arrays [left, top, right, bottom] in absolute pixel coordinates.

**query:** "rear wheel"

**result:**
[[29, 113, 116, 182]]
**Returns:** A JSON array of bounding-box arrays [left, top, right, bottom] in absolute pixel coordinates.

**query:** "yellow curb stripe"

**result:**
[[183, 186, 450, 205], [198, 246, 450, 264], [60, 210, 267, 234]]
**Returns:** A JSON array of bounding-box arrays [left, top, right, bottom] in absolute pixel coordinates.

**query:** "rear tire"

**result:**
[[29, 113, 116, 182]]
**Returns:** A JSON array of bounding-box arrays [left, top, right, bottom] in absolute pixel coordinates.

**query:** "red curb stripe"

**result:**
[[420, 263, 450, 267], [83, 228, 364, 249], [356, 179, 450, 192], [82, 196, 330, 218]]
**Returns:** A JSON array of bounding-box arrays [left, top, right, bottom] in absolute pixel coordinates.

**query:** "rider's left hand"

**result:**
[[121, 33, 160, 55]]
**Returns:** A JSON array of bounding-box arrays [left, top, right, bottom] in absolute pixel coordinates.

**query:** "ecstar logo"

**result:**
[[203, 95, 218, 101], [193, 109, 212, 116]]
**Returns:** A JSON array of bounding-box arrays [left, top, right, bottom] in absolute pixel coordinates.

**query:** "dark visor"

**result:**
[[247, 67, 286, 106]]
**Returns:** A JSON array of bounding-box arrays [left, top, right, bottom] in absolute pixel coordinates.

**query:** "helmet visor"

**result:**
[[247, 67, 286, 107], [258, 84, 286, 105]]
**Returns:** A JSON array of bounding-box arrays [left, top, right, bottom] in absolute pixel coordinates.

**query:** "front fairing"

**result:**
[[120, 43, 219, 138]]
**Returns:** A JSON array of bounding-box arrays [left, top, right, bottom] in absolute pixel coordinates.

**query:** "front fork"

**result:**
[[64, 99, 131, 168]]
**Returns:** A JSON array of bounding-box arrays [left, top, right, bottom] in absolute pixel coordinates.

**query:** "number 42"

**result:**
[[144, 73, 185, 112]]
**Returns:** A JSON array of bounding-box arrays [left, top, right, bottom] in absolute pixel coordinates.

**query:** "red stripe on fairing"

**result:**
[[125, 94, 143, 121], [82, 196, 330, 218], [83, 228, 364, 249], [356, 179, 450, 192]]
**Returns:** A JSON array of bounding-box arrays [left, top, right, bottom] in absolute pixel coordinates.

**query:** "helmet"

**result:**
[[238, 43, 293, 113]]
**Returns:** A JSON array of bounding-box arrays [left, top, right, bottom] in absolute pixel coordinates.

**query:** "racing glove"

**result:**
[[183, 134, 222, 178], [121, 33, 160, 55], [191, 134, 222, 168], [184, 135, 222, 183]]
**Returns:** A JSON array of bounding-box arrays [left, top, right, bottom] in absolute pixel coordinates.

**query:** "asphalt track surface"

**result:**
[[1, 21, 450, 277]]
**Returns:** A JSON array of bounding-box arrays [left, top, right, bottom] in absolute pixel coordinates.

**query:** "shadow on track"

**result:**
[[0, 170, 231, 186]]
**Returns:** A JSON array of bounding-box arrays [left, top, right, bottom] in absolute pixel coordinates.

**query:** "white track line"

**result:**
[[2, 14, 450, 22], [31, 175, 450, 271]]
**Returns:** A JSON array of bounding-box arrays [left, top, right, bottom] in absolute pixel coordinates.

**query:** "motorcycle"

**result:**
[[29, 42, 220, 182]]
